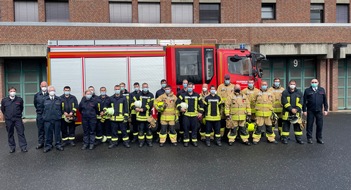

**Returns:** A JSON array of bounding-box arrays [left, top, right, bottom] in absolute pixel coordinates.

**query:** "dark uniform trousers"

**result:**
[[36, 114, 45, 145], [306, 111, 323, 140], [111, 121, 129, 142], [44, 120, 61, 149], [61, 119, 76, 142], [206, 120, 220, 137], [82, 117, 97, 145], [183, 116, 199, 142], [131, 114, 138, 138], [5, 118, 27, 149], [97, 119, 111, 140], [138, 121, 153, 143]]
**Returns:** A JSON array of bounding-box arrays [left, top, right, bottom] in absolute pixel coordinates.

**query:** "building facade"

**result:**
[[1, 0, 351, 119]]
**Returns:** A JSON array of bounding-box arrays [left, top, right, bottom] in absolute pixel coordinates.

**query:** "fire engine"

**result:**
[[47, 40, 266, 123]]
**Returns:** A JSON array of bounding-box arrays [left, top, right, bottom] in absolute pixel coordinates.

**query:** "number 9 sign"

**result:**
[[293, 59, 299, 67]]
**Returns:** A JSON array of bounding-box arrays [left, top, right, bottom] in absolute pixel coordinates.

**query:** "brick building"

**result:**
[[0, 0, 351, 119]]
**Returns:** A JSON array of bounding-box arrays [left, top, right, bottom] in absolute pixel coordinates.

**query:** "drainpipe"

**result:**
[[326, 59, 330, 111]]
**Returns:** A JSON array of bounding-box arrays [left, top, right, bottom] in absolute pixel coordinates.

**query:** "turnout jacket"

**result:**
[[109, 95, 129, 122], [203, 94, 222, 121], [60, 94, 78, 118], [96, 95, 111, 119], [129, 90, 141, 115], [281, 88, 303, 120], [177, 92, 204, 117], [154, 92, 179, 121], [131, 91, 154, 121], [1, 96, 24, 120]]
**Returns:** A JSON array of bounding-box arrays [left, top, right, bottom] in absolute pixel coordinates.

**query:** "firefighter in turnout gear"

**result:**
[[268, 78, 285, 138], [252, 81, 277, 144], [203, 85, 222, 147], [154, 85, 178, 147], [60, 86, 78, 147], [108, 85, 130, 148], [130, 82, 141, 143], [95, 87, 111, 144], [120, 82, 130, 136], [281, 80, 304, 144], [176, 79, 188, 143], [132, 83, 154, 148], [225, 84, 251, 146], [199, 83, 213, 141], [242, 79, 260, 133], [217, 74, 235, 137], [177, 82, 204, 147]]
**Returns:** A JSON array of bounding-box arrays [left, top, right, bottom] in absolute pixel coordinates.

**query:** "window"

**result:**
[[176, 48, 202, 84], [310, 4, 324, 23], [110, 2, 132, 23], [261, 3, 275, 20], [14, 0, 39, 22], [138, 3, 160, 23], [199, 3, 220, 23], [45, 0, 69, 22], [227, 56, 252, 76], [336, 4, 349, 23], [172, 3, 193, 23], [205, 48, 214, 84]]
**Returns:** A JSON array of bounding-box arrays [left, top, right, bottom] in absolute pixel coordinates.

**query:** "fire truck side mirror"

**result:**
[[230, 55, 242, 62], [258, 69, 263, 78]]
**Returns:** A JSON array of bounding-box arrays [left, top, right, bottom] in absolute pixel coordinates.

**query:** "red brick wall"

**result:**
[[38, 0, 45, 22], [132, 0, 138, 23], [0, 0, 14, 22], [69, 0, 109, 23], [325, 0, 337, 23], [160, 0, 171, 23]]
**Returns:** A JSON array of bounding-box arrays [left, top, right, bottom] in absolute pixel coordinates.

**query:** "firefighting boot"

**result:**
[[206, 137, 211, 147], [296, 136, 304, 145], [132, 135, 138, 143], [123, 141, 131, 148], [281, 137, 288, 144], [108, 141, 118, 149], [146, 140, 153, 147], [216, 138, 222, 147]]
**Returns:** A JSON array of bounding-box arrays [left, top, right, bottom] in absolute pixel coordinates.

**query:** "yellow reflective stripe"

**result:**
[[205, 134, 210, 137], [231, 115, 246, 120], [183, 139, 190, 142], [95, 136, 102, 140], [273, 108, 283, 112], [122, 137, 129, 141], [117, 130, 122, 134], [231, 108, 246, 111], [192, 139, 198, 142], [68, 137, 75, 140], [282, 112, 289, 120], [111, 138, 118, 141], [62, 102, 64, 110], [281, 131, 289, 136], [294, 131, 303, 136], [215, 134, 221, 138], [146, 135, 153, 140], [256, 111, 272, 117], [284, 103, 291, 108], [138, 136, 145, 140], [98, 103, 101, 112], [62, 137, 69, 141], [133, 132, 138, 136], [256, 104, 272, 107]]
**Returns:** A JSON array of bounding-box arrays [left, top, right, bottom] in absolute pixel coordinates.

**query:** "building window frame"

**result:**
[[171, 3, 193, 24], [14, 0, 39, 22], [45, 0, 69, 22], [199, 3, 220, 24], [109, 2, 132, 23], [310, 3, 324, 23], [261, 3, 276, 20], [336, 4, 349, 23], [138, 2, 160, 23]]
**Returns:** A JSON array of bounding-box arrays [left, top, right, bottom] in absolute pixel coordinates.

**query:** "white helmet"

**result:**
[[134, 100, 142, 108], [180, 102, 188, 109]]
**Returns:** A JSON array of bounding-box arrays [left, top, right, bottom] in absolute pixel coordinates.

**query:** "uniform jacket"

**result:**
[[281, 88, 303, 114], [109, 95, 129, 121], [225, 93, 251, 120], [60, 94, 78, 115], [204, 94, 222, 121], [242, 87, 260, 113], [132, 91, 154, 121], [129, 90, 141, 115], [178, 92, 204, 117], [33, 91, 48, 115], [155, 88, 165, 99], [268, 86, 285, 113], [42, 95, 63, 121], [255, 90, 275, 117], [302, 87, 328, 112], [1, 96, 24, 119], [217, 83, 235, 102], [79, 97, 99, 119], [154, 92, 178, 121]]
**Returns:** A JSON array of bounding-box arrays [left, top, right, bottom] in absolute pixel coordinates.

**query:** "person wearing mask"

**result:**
[[303, 79, 328, 144], [79, 90, 99, 150], [199, 83, 213, 142], [33, 81, 48, 149], [108, 85, 130, 148], [217, 74, 235, 138], [119, 82, 131, 137], [268, 78, 285, 138], [95, 87, 111, 145], [242, 79, 260, 133], [154, 85, 179, 147], [177, 82, 204, 147], [88, 86, 97, 99], [281, 80, 304, 144], [156, 79, 167, 99], [60, 86, 78, 147], [176, 79, 189, 142], [131, 83, 154, 147], [252, 81, 277, 144], [1, 87, 28, 153], [42, 86, 64, 153], [225, 84, 251, 146], [129, 82, 141, 143], [203, 85, 222, 147]]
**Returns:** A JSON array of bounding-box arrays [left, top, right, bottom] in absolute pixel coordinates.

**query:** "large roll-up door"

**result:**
[[50, 58, 83, 101], [85, 58, 128, 94], [338, 58, 351, 110]]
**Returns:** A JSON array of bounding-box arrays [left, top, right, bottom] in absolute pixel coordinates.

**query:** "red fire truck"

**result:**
[[47, 40, 265, 123]]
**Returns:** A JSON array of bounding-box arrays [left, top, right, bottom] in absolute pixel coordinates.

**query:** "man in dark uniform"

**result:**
[[156, 79, 167, 99], [120, 82, 130, 137], [154, 79, 167, 142], [176, 79, 188, 142], [1, 87, 28, 153], [42, 86, 64, 153], [303, 79, 328, 144], [95, 87, 111, 144], [33, 81, 48, 149], [60, 86, 78, 147], [129, 82, 141, 142]]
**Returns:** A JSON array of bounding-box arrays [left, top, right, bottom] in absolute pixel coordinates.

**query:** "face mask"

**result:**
[[234, 89, 240, 93], [187, 88, 193, 92], [261, 85, 267, 91], [161, 84, 166, 88], [49, 91, 55, 96], [41, 87, 47, 92], [86, 95, 92, 99], [311, 83, 318, 88], [115, 90, 121, 94], [143, 88, 148, 93], [289, 85, 296, 89], [274, 82, 280, 87], [120, 87, 125, 91], [9, 92, 16, 97], [210, 89, 216, 94], [225, 80, 230, 85], [100, 92, 106, 96], [202, 88, 207, 92], [165, 90, 171, 94], [183, 83, 188, 88], [64, 91, 70, 95], [248, 84, 254, 89], [134, 88, 139, 92]]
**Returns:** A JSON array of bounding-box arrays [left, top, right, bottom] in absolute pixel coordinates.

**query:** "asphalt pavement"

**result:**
[[0, 113, 350, 190]]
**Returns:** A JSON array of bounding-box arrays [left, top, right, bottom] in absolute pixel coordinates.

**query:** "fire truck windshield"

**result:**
[[227, 56, 252, 76]]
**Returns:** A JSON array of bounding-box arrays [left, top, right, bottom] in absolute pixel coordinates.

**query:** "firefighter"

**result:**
[[1, 87, 28, 153], [42, 86, 64, 153], [120, 82, 131, 137], [108, 85, 130, 148], [217, 74, 235, 138], [225, 84, 251, 146], [132, 82, 154, 147], [199, 83, 213, 141], [154, 85, 178, 147], [60, 86, 78, 147], [79, 90, 99, 150], [281, 80, 304, 144], [176, 79, 189, 143], [95, 87, 111, 145], [156, 79, 167, 98], [130, 82, 141, 143], [88, 86, 97, 99], [33, 81, 48, 149], [203, 85, 222, 147], [252, 81, 277, 144], [268, 78, 285, 138], [242, 79, 260, 133], [177, 82, 204, 147]]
